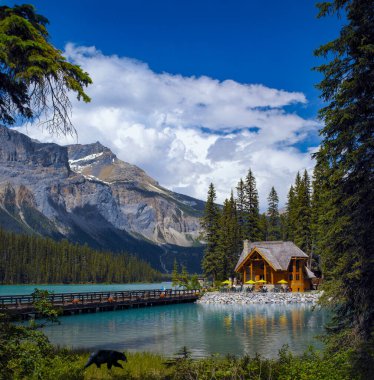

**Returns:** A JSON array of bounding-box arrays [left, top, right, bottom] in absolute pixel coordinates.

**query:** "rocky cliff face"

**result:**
[[0, 125, 204, 272]]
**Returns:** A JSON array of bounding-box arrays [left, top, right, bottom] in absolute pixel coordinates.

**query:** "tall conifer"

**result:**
[[243, 169, 261, 241], [285, 185, 296, 241], [201, 183, 221, 280], [216, 193, 241, 280], [236, 178, 246, 241], [294, 170, 312, 256], [258, 213, 268, 241], [267, 186, 281, 240], [314, 1, 374, 372]]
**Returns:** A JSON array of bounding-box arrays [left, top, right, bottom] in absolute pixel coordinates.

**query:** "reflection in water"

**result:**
[[43, 303, 327, 358]]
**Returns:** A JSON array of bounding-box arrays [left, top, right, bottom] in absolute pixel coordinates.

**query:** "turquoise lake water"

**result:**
[[0, 282, 172, 296], [1, 284, 327, 358], [45, 303, 326, 358]]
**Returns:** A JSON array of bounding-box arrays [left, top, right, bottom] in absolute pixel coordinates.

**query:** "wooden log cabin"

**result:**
[[234, 240, 315, 292]]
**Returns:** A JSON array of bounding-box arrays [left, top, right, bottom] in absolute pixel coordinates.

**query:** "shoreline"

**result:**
[[197, 291, 320, 305]]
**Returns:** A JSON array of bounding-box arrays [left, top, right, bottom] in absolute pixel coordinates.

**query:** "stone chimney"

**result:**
[[243, 239, 250, 253]]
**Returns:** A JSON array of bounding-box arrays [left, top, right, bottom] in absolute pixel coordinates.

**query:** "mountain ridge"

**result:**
[[0, 125, 204, 272]]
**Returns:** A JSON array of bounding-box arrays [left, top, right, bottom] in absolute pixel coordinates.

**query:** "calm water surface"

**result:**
[[1, 284, 327, 358], [0, 282, 172, 295], [42, 303, 326, 358]]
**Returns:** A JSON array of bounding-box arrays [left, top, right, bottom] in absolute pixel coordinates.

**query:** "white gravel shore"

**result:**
[[197, 291, 320, 305]]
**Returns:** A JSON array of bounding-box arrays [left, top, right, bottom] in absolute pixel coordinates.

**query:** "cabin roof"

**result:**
[[235, 241, 308, 272]]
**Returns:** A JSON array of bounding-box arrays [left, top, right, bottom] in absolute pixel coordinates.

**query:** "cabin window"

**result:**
[[296, 274, 300, 280], [288, 263, 293, 272], [296, 261, 300, 271], [289, 274, 293, 281], [260, 262, 264, 269]]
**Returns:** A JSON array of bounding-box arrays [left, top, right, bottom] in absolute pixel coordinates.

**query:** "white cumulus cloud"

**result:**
[[17, 44, 320, 209]]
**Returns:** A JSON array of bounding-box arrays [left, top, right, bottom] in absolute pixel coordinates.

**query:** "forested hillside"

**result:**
[[0, 229, 163, 284]]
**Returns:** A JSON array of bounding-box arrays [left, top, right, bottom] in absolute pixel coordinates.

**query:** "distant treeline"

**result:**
[[0, 228, 164, 284]]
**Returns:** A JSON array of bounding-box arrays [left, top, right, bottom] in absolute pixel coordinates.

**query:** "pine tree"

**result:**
[[201, 183, 221, 280], [310, 160, 328, 273], [294, 170, 312, 256], [285, 185, 296, 241], [279, 214, 287, 241], [267, 187, 281, 240], [243, 169, 261, 241], [0, 4, 92, 135], [258, 213, 268, 241], [171, 259, 179, 287], [236, 178, 246, 241], [215, 193, 241, 280], [314, 0, 374, 374]]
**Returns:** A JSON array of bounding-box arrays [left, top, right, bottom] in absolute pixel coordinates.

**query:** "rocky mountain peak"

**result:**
[[0, 127, 204, 272], [67, 141, 158, 186], [67, 141, 114, 161], [0, 125, 69, 170]]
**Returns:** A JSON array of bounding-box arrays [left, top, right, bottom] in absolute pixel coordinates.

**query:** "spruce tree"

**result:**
[[314, 0, 374, 374], [258, 213, 268, 241], [243, 169, 261, 241], [0, 4, 92, 135], [171, 259, 179, 287], [310, 160, 328, 273], [236, 178, 246, 241], [216, 193, 241, 280], [285, 185, 296, 241], [201, 183, 221, 280], [294, 170, 312, 256], [279, 214, 287, 241], [267, 187, 281, 240]]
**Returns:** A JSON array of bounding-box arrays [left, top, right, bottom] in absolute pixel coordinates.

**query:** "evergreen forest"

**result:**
[[0, 228, 163, 284], [201, 168, 317, 281]]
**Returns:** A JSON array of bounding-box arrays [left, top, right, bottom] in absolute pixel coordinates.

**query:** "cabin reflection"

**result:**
[[200, 304, 323, 357]]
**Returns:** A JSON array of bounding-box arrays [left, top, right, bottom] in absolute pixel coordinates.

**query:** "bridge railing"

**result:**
[[0, 289, 200, 309]]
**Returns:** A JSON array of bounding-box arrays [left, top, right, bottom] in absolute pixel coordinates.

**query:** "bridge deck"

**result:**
[[0, 289, 200, 319]]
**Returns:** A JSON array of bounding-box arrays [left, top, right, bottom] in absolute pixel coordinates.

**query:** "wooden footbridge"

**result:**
[[0, 289, 200, 319]]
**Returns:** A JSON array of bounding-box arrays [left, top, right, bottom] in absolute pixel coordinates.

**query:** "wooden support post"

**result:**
[[264, 262, 266, 282], [293, 259, 296, 291]]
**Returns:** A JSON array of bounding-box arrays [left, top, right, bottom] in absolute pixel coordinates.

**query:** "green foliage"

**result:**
[[235, 178, 246, 241], [313, 0, 374, 376], [30, 288, 61, 326], [242, 169, 261, 241], [0, 228, 163, 284], [171, 263, 201, 290], [0, 301, 85, 380], [284, 171, 313, 264], [171, 259, 179, 287], [201, 183, 221, 280], [293, 170, 312, 256], [267, 187, 281, 240], [0, 4, 92, 135], [258, 213, 268, 240], [170, 346, 354, 380], [215, 193, 241, 280]]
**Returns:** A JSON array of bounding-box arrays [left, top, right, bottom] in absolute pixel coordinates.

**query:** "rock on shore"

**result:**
[[197, 291, 320, 305]]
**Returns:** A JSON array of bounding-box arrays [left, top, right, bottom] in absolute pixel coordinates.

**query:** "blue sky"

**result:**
[[9, 0, 344, 207]]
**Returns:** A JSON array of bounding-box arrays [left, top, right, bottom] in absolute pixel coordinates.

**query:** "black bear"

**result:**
[[84, 350, 127, 369]]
